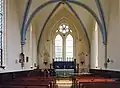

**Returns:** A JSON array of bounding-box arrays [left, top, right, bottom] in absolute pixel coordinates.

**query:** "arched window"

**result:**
[[55, 34, 62, 61], [54, 24, 74, 61], [66, 34, 73, 61]]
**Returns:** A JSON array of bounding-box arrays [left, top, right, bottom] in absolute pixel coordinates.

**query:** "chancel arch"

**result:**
[[21, 0, 107, 70], [19, 0, 109, 70], [38, 12, 89, 72], [35, 5, 90, 70], [36, 3, 90, 71]]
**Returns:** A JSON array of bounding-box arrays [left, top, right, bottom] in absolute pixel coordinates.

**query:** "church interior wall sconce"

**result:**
[[107, 58, 114, 63], [19, 53, 25, 68]]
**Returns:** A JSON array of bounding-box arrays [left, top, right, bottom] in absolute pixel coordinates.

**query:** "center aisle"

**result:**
[[56, 79, 72, 88]]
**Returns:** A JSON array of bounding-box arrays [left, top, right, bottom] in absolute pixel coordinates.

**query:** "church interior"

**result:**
[[0, 0, 120, 88]]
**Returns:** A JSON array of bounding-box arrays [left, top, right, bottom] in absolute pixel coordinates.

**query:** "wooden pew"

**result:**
[[0, 84, 50, 88], [75, 75, 120, 88], [78, 82, 120, 88], [0, 76, 54, 88]]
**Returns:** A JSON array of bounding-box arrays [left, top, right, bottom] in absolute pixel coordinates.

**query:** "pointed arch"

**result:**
[[36, 2, 62, 64], [65, 2, 90, 49], [49, 18, 79, 62], [21, 0, 60, 48], [65, 2, 91, 67], [50, 17, 79, 41], [67, 0, 107, 45], [22, 0, 107, 49]]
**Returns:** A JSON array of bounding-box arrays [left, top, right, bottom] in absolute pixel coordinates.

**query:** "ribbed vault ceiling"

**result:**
[[15, 0, 111, 47]]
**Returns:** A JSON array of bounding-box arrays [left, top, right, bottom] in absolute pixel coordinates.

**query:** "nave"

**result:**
[[0, 69, 120, 88], [0, 0, 119, 88]]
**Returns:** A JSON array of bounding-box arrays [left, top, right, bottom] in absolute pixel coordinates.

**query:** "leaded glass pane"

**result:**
[[55, 35, 62, 60], [58, 24, 70, 34], [66, 34, 73, 61]]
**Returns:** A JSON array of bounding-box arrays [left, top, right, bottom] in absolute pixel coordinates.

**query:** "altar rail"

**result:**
[[53, 59, 76, 70]]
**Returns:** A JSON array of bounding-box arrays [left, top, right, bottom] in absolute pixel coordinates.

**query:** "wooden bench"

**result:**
[[0, 76, 54, 88], [78, 82, 120, 88]]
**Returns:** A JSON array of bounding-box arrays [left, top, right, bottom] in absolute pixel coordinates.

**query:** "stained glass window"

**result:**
[[56, 24, 72, 33], [54, 24, 74, 61]]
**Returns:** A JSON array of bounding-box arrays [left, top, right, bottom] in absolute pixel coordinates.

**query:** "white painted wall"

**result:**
[[0, 0, 36, 73], [0, 0, 21, 72], [90, 0, 120, 71], [107, 0, 120, 71], [91, 0, 120, 71], [23, 23, 37, 70]]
